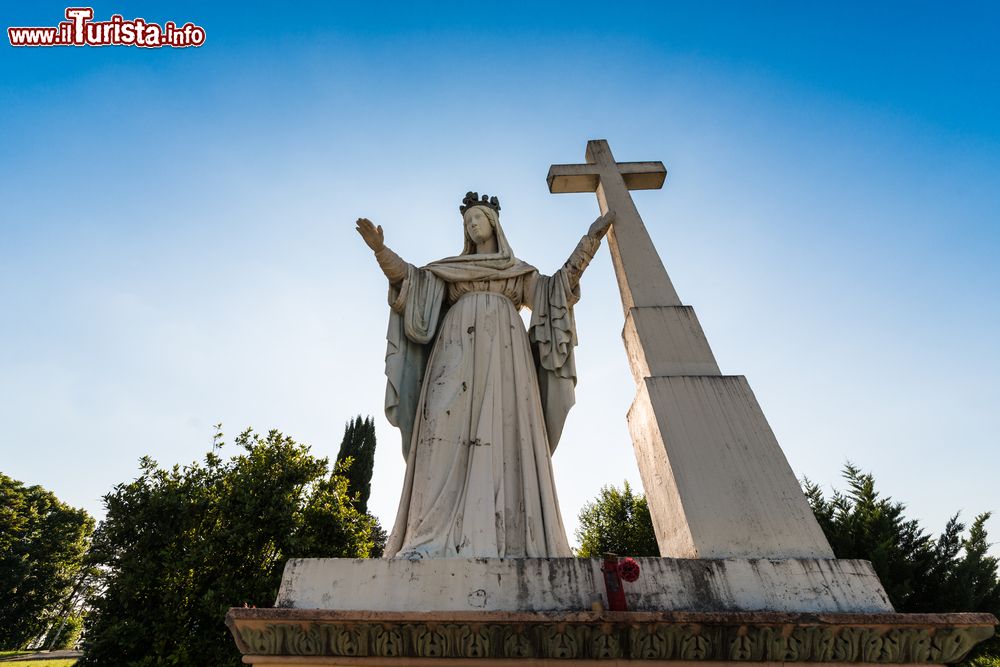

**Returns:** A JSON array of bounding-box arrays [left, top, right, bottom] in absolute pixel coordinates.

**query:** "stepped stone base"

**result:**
[[275, 557, 893, 614], [228, 559, 996, 665]]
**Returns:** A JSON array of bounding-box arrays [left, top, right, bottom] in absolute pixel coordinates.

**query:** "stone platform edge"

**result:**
[[276, 557, 894, 614], [226, 608, 997, 664]]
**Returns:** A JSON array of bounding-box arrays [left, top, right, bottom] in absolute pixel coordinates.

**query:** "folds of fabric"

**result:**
[[380, 216, 589, 558], [384, 290, 572, 558], [527, 270, 580, 453], [384, 264, 446, 459]]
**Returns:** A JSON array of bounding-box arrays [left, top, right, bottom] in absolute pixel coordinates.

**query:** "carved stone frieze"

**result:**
[[227, 609, 997, 663]]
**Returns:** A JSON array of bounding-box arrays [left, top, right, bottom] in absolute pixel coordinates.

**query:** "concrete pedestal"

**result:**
[[227, 559, 995, 665], [275, 557, 891, 614]]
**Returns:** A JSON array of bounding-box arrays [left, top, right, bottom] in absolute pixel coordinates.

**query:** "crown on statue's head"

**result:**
[[460, 191, 501, 216]]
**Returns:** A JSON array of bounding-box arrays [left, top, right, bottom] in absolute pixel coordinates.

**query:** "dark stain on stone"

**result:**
[[515, 559, 530, 608]]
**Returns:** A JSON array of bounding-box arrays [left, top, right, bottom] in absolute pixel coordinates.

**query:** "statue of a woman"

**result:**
[[357, 192, 613, 559]]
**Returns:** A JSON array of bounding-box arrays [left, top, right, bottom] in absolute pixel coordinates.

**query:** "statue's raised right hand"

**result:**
[[356, 218, 385, 252]]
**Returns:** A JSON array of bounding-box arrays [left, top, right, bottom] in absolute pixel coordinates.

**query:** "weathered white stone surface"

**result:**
[[623, 306, 720, 382], [629, 376, 835, 560], [276, 557, 892, 613]]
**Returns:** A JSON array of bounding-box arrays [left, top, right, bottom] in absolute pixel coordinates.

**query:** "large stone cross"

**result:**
[[548, 140, 679, 312], [547, 140, 719, 382], [547, 139, 835, 560]]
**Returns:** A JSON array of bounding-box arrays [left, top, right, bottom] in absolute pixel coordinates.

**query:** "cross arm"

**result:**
[[547, 161, 667, 193]]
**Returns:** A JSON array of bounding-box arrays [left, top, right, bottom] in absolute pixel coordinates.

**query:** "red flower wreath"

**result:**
[[618, 557, 640, 583]]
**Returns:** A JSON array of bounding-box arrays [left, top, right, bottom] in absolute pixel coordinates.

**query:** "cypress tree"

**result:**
[[336, 416, 377, 513]]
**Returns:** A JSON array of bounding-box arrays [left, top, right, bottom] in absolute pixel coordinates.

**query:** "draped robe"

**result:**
[[379, 218, 598, 559]]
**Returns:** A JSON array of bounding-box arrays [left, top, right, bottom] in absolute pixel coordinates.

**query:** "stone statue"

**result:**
[[356, 192, 613, 559]]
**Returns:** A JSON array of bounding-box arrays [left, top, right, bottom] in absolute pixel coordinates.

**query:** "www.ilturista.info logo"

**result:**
[[8, 8, 205, 48]]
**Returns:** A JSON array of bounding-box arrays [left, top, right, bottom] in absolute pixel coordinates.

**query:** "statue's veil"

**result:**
[[424, 205, 533, 281], [459, 206, 513, 258]]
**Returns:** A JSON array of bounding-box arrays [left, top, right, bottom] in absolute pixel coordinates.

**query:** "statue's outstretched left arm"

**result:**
[[561, 210, 615, 290]]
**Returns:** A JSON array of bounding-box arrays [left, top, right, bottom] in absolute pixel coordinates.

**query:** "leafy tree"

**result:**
[[368, 521, 388, 560], [39, 613, 85, 650], [575, 481, 659, 558], [804, 463, 1000, 662], [79, 428, 380, 667], [335, 416, 377, 513], [0, 473, 94, 650]]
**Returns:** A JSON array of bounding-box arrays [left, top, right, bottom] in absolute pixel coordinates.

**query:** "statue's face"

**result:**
[[464, 207, 495, 246]]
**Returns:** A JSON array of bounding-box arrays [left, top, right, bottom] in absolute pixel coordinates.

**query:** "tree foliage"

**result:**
[[575, 481, 659, 558], [79, 428, 380, 667], [335, 416, 377, 513], [0, 473, 94, 650], [804, 463, 1000, 661]]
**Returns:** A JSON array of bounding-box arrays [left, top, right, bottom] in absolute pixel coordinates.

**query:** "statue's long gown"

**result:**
[[377, 220, 598, 558]]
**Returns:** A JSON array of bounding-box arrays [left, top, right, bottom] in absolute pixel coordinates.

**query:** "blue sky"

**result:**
[[2, 1, 998, 552]]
